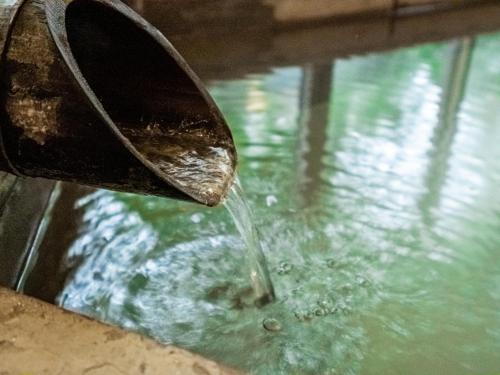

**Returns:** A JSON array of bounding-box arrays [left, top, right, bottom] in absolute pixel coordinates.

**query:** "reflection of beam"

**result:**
[[0, 177, 56, 288], [122, 0, 500, 81], [23, 183, 94, 303], [268, 0, 392, 22], [296, 63, 333, 207], [419, 37, 475, 226]]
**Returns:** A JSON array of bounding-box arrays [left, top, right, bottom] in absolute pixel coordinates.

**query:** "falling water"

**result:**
[[223, 177, 275, 306]]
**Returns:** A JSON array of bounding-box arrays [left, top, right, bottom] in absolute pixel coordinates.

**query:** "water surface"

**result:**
[[55, 33, 500, 374]]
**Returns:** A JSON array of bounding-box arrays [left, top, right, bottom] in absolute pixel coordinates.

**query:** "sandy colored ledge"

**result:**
[[0, 287, 241, 375]]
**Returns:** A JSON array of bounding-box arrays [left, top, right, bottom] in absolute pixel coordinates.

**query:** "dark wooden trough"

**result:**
[[0, 0, 237, 207]]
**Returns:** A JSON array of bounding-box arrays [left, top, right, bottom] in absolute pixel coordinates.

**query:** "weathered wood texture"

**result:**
[[0, 287, 242, 375], [0, 0, 236, 206]]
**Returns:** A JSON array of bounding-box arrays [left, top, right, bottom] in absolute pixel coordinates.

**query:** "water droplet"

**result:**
[[263, 318, 282, 332], [277, 261, 292, 275]]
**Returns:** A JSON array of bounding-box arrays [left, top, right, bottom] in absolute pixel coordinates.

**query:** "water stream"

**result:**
[[223, 177, 275, 306]]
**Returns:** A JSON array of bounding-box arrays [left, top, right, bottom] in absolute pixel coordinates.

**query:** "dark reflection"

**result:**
[[123, 0, 500, 80], [296, 63, 333, 207], [22, 184, 93, 302], [419, 37, 475, 227]]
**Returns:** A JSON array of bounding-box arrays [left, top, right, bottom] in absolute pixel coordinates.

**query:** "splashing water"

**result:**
[[223, 177, 275, 306]]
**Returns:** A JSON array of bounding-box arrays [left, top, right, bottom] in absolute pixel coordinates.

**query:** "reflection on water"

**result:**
[[55, 32, 500, 374]]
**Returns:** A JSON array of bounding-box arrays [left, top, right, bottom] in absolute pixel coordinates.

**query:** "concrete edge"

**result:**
[[0, 287, 242, 375]]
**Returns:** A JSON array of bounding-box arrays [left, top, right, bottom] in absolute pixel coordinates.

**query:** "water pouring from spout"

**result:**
[[224, 177, 275, 306]]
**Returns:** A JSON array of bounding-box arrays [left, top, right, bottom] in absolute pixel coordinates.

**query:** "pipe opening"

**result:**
[[62, 0, 235, 205]]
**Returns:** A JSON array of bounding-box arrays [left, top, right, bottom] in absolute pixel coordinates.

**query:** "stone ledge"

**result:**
[[0, 287, 241, 375]]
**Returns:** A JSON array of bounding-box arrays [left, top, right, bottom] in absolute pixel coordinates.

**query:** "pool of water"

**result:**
[[49, 32, 500, 374]]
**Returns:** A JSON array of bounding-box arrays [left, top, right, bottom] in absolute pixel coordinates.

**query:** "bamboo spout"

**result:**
[[0, 0, 237, 206]]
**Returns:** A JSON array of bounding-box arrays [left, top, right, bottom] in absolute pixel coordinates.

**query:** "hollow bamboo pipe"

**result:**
[[0, 0, 237, 206]]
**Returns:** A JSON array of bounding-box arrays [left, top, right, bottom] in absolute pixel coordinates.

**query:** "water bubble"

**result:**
[[263, 318, 282, 332], [315, 298, 339, 315], [317, 300, 329, 308], [294, 310, 313, 322], [329, 306, 339, 314], [277, 261, 293, 275], [190, 213, 204, 223], [266, 195, 278, 207], [317, 299, 334, 312], [313, 307, 327, 317]]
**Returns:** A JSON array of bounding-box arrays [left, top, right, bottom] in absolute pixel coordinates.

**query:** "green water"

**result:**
[[56, 33, 500, 374]]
